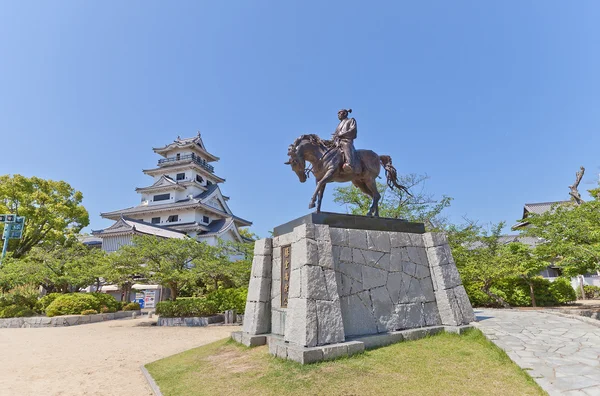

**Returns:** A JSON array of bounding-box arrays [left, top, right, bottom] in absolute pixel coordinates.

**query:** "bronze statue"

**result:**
[[285, 110, 410, 217], [332, 109, 358, 173]]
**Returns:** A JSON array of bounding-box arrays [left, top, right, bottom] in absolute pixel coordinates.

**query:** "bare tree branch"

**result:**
[[569, 166, 585, 205]]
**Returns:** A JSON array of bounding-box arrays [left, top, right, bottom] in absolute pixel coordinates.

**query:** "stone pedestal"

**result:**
[[232, 212, 475, 363]]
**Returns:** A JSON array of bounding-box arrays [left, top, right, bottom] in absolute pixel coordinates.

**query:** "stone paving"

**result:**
[[476, 309, 600, 396]]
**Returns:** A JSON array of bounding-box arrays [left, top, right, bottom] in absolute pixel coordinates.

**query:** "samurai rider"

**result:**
[[331, 108, 358, 173]]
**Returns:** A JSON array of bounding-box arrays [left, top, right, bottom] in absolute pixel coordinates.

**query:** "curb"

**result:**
[[539, 309, 600, 329], [140, 365, 163, 396]]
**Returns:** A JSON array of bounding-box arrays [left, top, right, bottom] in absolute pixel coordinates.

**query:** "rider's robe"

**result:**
[[332, 117, 358, 170]]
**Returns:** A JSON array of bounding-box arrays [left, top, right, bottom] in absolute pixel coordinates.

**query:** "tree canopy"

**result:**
[[0, 174, 89, 258]]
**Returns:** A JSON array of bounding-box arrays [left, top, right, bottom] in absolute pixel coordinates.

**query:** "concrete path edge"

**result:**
[[140, 365, 163, 396]]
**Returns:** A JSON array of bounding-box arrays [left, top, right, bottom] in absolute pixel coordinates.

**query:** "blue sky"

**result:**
[[1, 1, 599, 237]]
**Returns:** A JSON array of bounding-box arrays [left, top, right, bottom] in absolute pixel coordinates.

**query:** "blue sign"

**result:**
[[136, 298, 145, 308]]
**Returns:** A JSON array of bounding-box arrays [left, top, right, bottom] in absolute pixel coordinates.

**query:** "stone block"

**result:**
[[414, 263, 431, 280], [348, 229, 367, 249], [406, 276, 425, 303], [390, 232, 411, 248], [408, 234, 425, 247], [322, 344, 348, 361], [243, 301, 270, 334], [288, 268, 303, 299], [323, 269, 339, 300], [254, 238, 273, 256], [357, 332, 404, 349], [341, 291, 377, 337], [271, 277, 281, 300], [294, 223, 315, 241], [247, 277, 271, 302], [316, 299, 345, 345], [330, 228, 348, 246], [406, 246, 426, 265], [401, 261, 417, 277], [285, 346, 325, 364], [423, 301, 442, 326], [367, 230, 391, 252], [435, 289, 462, 326], [304, 265, 329, 300], [362, 266, 387, 289], [231, 331, 242, 343], [402, 328, 428, 341], [361, 249, 385, 267], [431, 263, 461, 290], [314, 224, 331, 242], [338, 261, 362, 282], [396, 302, 424, 329], [276, 344, 288, 359], [452, 285, 476, 323], [251, 254, 271, 278], [422, 232, 448, 248], [371, 286, 396, 333], [352, 248, 365, 265], [285, 298, 318, 347], [426, 245, 454, 267], [347, 341, 365, 356], [386, 272, 405, 303], [291, 238, 319, 269], [444, 324, 474, 335], [271, 310, 286, 335], [420, 278, 436, 302], [317, 240, 334, 269]]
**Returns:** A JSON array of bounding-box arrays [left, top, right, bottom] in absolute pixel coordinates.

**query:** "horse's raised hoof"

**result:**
[[308, 202, 316, 209]]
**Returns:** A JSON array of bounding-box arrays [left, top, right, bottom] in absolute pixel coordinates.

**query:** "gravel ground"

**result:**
[[0, 317, 239, 396]]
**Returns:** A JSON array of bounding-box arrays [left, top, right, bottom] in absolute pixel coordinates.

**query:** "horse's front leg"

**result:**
[[316, 183, 326, 213], [309, 168, 336, 210]]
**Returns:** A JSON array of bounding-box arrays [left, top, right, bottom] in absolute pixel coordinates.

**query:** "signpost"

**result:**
[[1, 214, 25, 265]]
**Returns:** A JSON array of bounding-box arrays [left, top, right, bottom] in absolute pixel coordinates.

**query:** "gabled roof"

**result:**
[[197, 217, 245, 243], [135, 175, 186, 193], [513, 200, 571, 229], [92, 216, 188, 239], [152, 132, 219, 162]]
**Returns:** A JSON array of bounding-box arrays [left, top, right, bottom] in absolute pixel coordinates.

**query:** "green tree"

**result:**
[[130, 236, 210, 300], [333, 174, 452, 231], [0, 241, 107, 293], [450, 222, 515, 308], [105, 245, 147, 301], [522, 199, 600, 277], [503, 242, 549, 307], [0, 175, 89, 258]]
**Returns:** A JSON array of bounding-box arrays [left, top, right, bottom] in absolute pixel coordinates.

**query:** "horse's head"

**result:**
[[284, 142, 307, 183]]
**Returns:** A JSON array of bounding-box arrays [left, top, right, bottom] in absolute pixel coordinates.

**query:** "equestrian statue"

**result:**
[[285, 108, 410, 217]]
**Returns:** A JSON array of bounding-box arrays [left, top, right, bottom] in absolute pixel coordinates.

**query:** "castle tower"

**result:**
[[94, 133, 252, 252]]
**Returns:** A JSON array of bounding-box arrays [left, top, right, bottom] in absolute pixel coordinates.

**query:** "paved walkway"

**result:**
[[0, 317, 239, 396], [476, 309, 600, 396]]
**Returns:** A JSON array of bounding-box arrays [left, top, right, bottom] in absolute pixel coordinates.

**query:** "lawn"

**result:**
[[145, 329, 545, 396]]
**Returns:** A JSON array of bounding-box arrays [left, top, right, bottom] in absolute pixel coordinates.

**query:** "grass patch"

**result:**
[[146, 329, 545, 396]]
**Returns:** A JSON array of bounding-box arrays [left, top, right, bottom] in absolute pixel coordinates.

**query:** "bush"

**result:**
[[205, 288, 247, 313], [156, 298, 219, 318], [45, 294, 100, 317], [123, 302, 141, 311], [549, 277, 577, 304], [465, 277, 576, 307], [35, 293, 62, 313], [577, 284, 600, 299], [0, 285, 39, 318], [90, 293, 120, 312], [81, 309, 98, 315]]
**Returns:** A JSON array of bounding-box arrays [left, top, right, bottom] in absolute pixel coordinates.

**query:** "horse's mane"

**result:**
[[289, 134, 334, 152]]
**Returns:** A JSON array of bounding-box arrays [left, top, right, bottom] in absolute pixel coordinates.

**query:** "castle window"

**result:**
[[206, 180, 212, 186], [153, 193, 170, 202], [151, 217, 160, 224], [167, 215, 179, 222], [176, 173, 185, 181], [202, 216, 209, 224], [196, 175, 203, 183]]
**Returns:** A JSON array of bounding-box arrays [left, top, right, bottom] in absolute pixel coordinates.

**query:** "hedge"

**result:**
[[45, 293, 120, 317], [156, 288, 248, 318], [465, 276, 576, 307], [0, 285, 39, 318]]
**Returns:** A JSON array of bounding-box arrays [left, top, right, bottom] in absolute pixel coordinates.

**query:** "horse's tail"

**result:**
[[380, 155, 412, 197]]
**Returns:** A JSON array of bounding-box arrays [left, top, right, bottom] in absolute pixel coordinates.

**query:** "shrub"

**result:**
[[35, 293, 62, 313], [156, 298, 219, 318], [81, 309, 98, 315], [45, 294, 100, 317], [549, 277, 577, 304], [205, 288, 247, 313], [577, 284, 600, 299], [0, 285, 39, 318], [90, 293, 120, 312], [123, 302, 141, 311], [464, 277, 576, 307]]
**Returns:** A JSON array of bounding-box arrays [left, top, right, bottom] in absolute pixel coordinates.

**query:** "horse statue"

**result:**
[[284, 134, 410, 217]]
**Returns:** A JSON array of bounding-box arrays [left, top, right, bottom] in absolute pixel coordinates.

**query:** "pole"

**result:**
[[1, 222, 11, 266]]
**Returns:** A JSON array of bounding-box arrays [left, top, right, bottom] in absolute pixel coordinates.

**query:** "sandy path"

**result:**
[[0, 318, 240, 396]]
